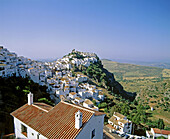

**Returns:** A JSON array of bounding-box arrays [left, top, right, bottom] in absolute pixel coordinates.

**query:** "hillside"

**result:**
[[130, 61, 170, 69], [102, 59, 170, 81], [0, 47, 136, 135], [102, 59, 170, 128], [109, 59, 170, 69], [67, 51, 136, 100], [1, 47, 169, 136]]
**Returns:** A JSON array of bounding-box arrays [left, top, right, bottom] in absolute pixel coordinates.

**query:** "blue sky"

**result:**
[[0, 0, 170, 62]]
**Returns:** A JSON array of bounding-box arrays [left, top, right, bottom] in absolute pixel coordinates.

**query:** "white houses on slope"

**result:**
[[11, 92, 105, 139], [107, 112, 132, 134]]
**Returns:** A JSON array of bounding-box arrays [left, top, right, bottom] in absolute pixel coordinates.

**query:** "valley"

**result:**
[[102, 59, 170, 128]]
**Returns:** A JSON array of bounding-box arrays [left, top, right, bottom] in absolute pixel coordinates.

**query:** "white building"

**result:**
[[83, 99, 99, 111], [108, 112, 132, 134], [69, 92, 77, 99], [11, 93, 105, 139], [98, 91, 104, 101], [75, 97, 83, 104], [146, 128, 170, 139]]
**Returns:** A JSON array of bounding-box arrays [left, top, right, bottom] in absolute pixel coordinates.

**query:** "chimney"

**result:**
[[28, 92, 33, 105], [75, 110, 82, 129]]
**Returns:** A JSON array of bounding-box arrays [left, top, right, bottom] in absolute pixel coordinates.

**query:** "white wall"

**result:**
[[123, 122, 132, 134], [13, 117, 47, 139], [76, 115, 105, 139]]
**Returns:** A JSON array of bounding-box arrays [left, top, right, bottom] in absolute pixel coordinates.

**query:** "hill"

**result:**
[[108, 59, 170, 69], [130, 61, 170, 69], [102, 59, 170, 128], [102, 59, 170, 81]]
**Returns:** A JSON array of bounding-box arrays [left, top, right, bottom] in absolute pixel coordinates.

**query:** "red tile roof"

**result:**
[[152, 128, 170, 135], [33, 102, 53, 112], [11, 101, 105, 139]]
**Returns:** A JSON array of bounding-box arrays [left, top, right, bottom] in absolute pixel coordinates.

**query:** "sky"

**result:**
[[0, 0, 170, 62]]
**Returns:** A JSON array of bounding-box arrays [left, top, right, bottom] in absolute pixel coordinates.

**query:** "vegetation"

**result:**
[[73, 58, 136, 101], [66, 50, 85, 59], [0, 76, 53, 135], [102, 59, 170, 132], [102, 59, 170, 81]]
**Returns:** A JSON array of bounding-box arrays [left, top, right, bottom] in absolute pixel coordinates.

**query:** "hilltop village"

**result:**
[[0, 47, 104, 110], [1, 46, 170, 139]]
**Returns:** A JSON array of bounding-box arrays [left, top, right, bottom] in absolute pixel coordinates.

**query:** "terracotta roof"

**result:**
[[75, 97, 81, 100], [28, 67, 34, 70], [84, 99, 93, 105], [114, 112, 126, 119], [69, 92, 77, 95], [33, 102, 53, 112], [119, 119, 128, 124], [108, 116, 118, 125], [99, 92, 103, 95], [152, 128, 170, 135], [11, 102, 104, 139]]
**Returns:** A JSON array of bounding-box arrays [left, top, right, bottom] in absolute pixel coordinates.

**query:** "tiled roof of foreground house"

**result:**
[[11, 101, 104, 139]]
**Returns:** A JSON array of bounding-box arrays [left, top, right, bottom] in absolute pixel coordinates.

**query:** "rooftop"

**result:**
[[69, 92, 77, 95], [114, 112, 126, 119], [84, 99, 93, 105], [108, 116, 118, 125], [11, 101, 105, 139], [152, 128, 170, 135]]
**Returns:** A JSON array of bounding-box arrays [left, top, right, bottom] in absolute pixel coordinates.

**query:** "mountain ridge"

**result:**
[[102, 58, 170, 69]]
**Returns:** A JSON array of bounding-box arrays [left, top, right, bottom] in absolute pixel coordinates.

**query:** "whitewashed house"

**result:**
[[75, 97, 83, 104], [78, 91, 86, 99], [146, 128, 170, 139], [11, 92, 105, 139], [76, 74, 88, 82], [56, 90, 64, 96], [108, 112, 132, 134], [69, 92, 77, 99], [98, 92, 104, 101], [83, 99, 99, 111]]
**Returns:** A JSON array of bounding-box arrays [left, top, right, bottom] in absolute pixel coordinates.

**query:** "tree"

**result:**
[[109, 105, 121, 117], [132, 113, 141, 125], [157, 119, 165, 129], [121, 103, 130, 116], [133, 99, 138, 105], [92, 100, 96, 106], [104, 108, 108, 113]]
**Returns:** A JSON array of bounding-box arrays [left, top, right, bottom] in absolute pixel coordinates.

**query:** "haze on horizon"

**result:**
[[0, 0, 170, 63]]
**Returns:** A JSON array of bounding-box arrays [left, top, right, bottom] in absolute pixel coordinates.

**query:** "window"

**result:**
[[21, 124, 27, 137], [91, 129, 95, 139], [37, 134, 40, 139]]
